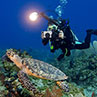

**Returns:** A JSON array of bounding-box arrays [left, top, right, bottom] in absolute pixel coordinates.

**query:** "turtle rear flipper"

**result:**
[[17, 70, 39, 94], [56, 81, 69, 92]]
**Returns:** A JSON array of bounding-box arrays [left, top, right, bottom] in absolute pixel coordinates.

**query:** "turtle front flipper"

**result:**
[[17, 70, 40, 95], [56, 81, 69, 92]]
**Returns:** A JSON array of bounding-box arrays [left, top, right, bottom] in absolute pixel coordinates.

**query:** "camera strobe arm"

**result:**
[[40, 12, 69, 31], [40, 12, 60, 26]]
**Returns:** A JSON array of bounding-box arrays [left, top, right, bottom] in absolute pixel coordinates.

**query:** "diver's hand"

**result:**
[[59, 31, 65, 39], [42, 39, 49, 45], [41, 32, 44, 39]]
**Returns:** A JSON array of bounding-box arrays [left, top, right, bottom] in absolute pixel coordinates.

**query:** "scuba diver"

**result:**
[[40, 13, 97, 61]]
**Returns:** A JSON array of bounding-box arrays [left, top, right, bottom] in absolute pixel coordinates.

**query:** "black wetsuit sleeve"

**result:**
[[42, 39, 49, 45]]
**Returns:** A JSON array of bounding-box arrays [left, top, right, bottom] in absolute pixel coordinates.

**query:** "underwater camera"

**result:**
[[41, 31, 52, 39]]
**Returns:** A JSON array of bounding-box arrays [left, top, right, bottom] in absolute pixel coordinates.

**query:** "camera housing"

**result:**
[[41, 31, 52, 39]]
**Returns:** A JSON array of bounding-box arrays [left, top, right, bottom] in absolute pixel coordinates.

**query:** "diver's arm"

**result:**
[[42, 39, 49, 45], [41, 31, 49, 45]]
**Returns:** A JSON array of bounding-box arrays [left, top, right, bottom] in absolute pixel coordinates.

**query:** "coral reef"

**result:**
[[0, 49, 43, 97], [26, 46, 97, 97], [44, 86, 63, 97], [0, 49, 87, 97], [93, 40, 97, 53], [50, 48, 97, 97]]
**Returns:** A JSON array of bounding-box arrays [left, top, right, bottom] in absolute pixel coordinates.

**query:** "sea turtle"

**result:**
[[6, 49, 69, 92]]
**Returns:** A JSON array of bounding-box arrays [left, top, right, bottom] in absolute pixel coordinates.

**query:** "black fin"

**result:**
[[86, 29, 97, 35], [93, 30, 97, 35]]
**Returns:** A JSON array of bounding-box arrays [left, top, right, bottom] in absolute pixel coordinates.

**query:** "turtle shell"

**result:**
[[22, 58, 68, 81]]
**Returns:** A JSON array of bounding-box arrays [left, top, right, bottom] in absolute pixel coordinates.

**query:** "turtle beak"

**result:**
[[1, 54, 13, 63]]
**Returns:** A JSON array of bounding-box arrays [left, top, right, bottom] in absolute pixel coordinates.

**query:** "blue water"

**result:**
[[0, 1, 97, 96], [0, 0, 97, 49]]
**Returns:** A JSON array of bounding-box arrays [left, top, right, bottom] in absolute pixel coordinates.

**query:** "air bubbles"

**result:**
[[55, 0, 68, 17]]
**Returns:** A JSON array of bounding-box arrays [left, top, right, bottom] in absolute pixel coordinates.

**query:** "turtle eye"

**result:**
[[7, 52, 11, 56], [11, 53, 14, 57]]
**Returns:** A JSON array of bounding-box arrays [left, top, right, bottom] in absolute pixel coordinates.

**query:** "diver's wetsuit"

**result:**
[[57, 29, 97, 61], [42, 22, 97, 61]]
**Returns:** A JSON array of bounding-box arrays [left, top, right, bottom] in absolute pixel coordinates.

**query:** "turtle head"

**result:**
[[6, 49, 17, 61], [6, 49, 22, 69]]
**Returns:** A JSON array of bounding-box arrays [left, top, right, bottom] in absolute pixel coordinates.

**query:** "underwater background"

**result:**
[[0, 0, 97, 97], [0, 0, 97, 49]]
